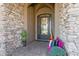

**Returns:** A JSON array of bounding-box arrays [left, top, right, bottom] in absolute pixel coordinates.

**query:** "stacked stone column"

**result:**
[[0, 4, 7, 56], [59, 3, 79, 56], [0, 3, 25, 55]]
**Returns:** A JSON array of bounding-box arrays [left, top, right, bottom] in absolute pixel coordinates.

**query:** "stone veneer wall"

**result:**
[[0, 3, 25, 55], [0, 4, 6, 56], [4, 4, 25, 55], [58, 3, 79, 56]]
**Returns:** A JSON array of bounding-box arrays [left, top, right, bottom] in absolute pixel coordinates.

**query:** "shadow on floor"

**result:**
[[12, 41, 48, 56]]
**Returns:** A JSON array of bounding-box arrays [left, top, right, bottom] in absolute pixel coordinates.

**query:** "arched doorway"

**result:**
[[27, 3, 55, 42], [37, 13, 52, 41], [35, 4, 55, 41]]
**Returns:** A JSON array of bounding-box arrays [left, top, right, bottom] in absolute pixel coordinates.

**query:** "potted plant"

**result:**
[[20, 30, 28, 47]]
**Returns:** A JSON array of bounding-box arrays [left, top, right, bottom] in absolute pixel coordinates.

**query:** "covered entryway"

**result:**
[[11, 3, 55, 56], [27, 3, 55, 42]]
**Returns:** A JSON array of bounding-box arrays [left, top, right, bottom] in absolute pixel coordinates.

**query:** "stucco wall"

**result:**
[[26, 6, 35, 43], [55, 4, 64, 39]]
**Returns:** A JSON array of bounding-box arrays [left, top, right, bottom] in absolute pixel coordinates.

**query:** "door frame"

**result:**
[[35, 13, 52, 41]]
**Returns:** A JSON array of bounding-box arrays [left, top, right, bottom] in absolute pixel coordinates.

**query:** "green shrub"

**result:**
[[20, 30, 28, 42]]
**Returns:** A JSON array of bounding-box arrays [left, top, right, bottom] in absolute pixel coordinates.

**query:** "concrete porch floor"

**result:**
[[12, 41, 48, 56]]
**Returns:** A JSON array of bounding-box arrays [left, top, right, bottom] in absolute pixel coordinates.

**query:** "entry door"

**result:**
[[37, 14, 51, 41]]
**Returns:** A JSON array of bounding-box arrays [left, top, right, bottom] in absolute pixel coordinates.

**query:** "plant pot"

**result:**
[[22, 41, 27, 47]]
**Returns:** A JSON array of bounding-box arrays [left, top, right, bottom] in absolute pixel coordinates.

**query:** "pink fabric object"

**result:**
[[58, 40, 64, 48], [56, 36, 64, 48], [48, 45, 51, 52]]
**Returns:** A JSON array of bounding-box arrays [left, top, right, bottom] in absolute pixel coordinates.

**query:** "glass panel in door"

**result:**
[[37, 14, 51, 41]]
